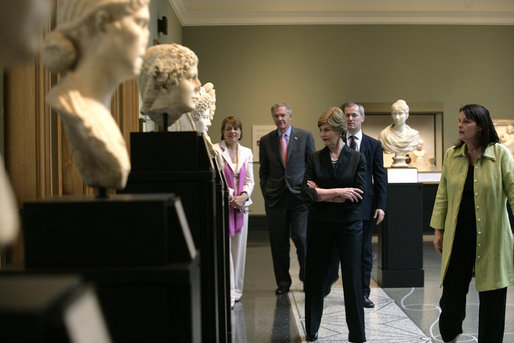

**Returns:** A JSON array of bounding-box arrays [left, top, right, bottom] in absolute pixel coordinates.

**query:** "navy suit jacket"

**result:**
[[359, 133, 387, 220], [259, 126, 315, 207]]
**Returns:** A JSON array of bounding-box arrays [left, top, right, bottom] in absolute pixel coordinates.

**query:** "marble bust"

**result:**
[[411, 138, 429, 170], [191, 83, 217, 154], [0, 0, 51, 244], [378, 99, 420, 167], [42, 0, 150, 190], [137, 43, 201, 129], [499, 124, 514, 156], [166, 81, 217, 155]]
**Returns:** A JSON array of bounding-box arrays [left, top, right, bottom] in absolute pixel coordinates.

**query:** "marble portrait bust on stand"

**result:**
[[137, 43, 201, 130], [187, 82, 217, 154], [378, 99, 420, 168], [411, 138, 429, 170], [0, 0, 51, 245], [42, 0, 150, 190]]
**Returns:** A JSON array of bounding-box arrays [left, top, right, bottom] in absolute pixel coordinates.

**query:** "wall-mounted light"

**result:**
[[157, 16, 168, 35]]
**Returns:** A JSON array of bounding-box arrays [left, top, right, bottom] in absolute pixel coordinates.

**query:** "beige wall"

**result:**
[[183, 25, 514, 215], [149, 0, 182, 45]]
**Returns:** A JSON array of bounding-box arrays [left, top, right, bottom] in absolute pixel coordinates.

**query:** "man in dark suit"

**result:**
[[259, 102, 316, 295], [324, 102, 387, 308], [344, 102, 387, 308]]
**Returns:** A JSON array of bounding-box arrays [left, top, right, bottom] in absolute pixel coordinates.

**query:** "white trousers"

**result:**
[[230, 211, 249, 305]]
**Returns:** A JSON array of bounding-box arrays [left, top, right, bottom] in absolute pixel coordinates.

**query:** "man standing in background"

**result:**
[[259, 102, 316, 295], [325, 102, 387, 308]]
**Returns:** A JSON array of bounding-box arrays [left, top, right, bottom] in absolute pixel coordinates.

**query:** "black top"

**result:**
[[301, 144, 367, 224], [454, 165, 477, 250]]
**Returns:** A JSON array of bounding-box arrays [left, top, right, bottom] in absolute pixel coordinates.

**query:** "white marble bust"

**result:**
[[411, 138, 429, 170], [499, 124, 514, 156], [137, 43, 201, 129], [42, 0, 150, 190], [378, 99, 420, 167], [0, 0, 51, 245]]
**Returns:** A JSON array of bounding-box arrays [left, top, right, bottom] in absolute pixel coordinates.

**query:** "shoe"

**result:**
[[363, 296, 375, 308], [306, 332, 318, 341], [275, 287, 290, 295]]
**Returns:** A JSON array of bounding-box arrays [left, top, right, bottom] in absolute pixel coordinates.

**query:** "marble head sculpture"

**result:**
[[137, 43, 201, 128], [378, 99, 420, 167], [42, 0, 150, 189], [0, 0, 51, 245], [191, 82, 217, 154], [191, 83, 216, 134]]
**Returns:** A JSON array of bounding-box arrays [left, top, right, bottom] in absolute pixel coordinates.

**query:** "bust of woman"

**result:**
[[137, 43, 201, 129], [42, 0, 150, 189], [378, 99, 420, 167]]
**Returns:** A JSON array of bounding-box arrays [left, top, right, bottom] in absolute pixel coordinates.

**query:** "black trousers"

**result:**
[[305, 219, 365, 343], [324, 219, 374, 298], [360, 219, 374, 298], [439, 242, 507, 343], [265, 190, 308, 289]]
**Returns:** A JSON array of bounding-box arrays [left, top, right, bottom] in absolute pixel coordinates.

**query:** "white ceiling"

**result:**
[[169, 0, 514, 26]]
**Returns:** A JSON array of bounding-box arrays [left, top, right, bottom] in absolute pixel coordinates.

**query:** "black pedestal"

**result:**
[[82, 260, 201, 343], [125, 131, 230, 343], [377, 183, 424, 287], [22, 194, 201, 342], [0, 274, 109, 343], [24, 194, 196, 268]]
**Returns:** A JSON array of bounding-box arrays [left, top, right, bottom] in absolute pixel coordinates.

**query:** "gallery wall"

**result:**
[[149, 0, 182, 45], [182, 24, 514, 215]]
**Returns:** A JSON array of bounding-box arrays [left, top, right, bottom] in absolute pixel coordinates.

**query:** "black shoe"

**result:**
[[306, 332, 318, 341], [275, 287, 290, 295], [363, 296, 375, 308]]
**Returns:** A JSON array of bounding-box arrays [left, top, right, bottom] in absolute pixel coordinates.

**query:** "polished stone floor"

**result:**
[[233, 230, 514, 343]]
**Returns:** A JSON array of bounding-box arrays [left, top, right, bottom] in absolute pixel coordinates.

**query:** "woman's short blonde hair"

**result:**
[[317, 107, 347, 138]]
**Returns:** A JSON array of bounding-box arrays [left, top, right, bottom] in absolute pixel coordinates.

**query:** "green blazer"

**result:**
[[430, 143, 514, 291]]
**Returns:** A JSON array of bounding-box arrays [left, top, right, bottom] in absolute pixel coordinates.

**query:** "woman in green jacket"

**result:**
[[431, 104, 514, 343]]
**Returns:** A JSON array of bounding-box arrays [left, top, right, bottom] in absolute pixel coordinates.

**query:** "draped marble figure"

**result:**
[[42, 0, 150, 189], [0, 0, 51, 245], [378, 99, 420, 167]]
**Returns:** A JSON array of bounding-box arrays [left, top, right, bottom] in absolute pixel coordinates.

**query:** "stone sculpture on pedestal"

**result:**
[[42, 0, 150, 190], [411, 138, 429, 170], [378, 99, 420, 168], [137, 43, 201, 130]]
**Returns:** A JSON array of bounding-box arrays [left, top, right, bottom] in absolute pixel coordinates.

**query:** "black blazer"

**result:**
[[259, 126, 315, 207], [359, 134, 387, 220], [301, 144, 367, 224]]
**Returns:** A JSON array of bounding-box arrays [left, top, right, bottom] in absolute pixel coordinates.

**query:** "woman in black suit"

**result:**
[[302, 107, 367, 342]]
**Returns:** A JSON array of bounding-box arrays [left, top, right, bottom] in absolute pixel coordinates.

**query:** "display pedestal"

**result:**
[[22, 194, 201, 343], [0, 274, 110, 343], [377, 183, 424, 287], [124, 131, 230, 343]]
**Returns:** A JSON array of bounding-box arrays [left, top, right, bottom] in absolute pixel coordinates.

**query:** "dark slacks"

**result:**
[[305, 219, 366, 343], [324, 219, 374, 298], [439, 236, 507, 342], [360, 219, 373, 297], [265, 190, 308, 290]]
